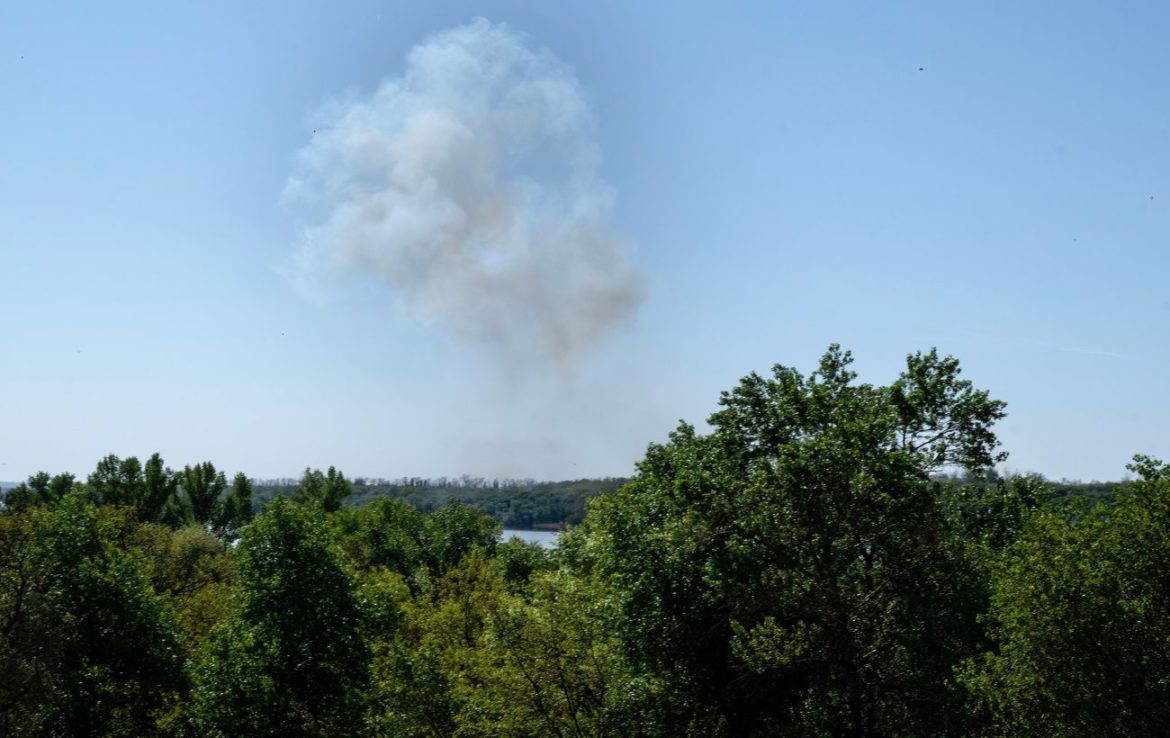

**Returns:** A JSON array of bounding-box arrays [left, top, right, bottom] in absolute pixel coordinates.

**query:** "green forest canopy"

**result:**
[[1, 345, 1166, 737]]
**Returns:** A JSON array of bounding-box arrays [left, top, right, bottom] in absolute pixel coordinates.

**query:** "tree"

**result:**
[[1, 483, 38, 512], [23, 472, 74, 507], [421, 501, 500, 574], [366, 552, 501, 737], [495, 537, 554, 589], [180, 462, 227, 527], [2, 472, 74, 512], [294, 467, 325, 505], [960, 456, 1170, 736], [940, 473, 1047, 557], [575, 345, 1005, 736], [216, 473, 253, 537], [87, 454, 145, 508], [0, 494, 184, 736], [132, 523, 236, 654], [139, 453, 178, 524], [333, 497, 429, 592], [295, 466, 352, 513], [189, 498, 369, 737], [0, 506, 59, 733], [467, 566, 657, 737]]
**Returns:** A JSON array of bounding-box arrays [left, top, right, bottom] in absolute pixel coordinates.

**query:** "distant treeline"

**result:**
[[934, 473, 1134, 507], [254, 476, 627, 529], [0, 470, 1134, 531], [261, 475, 1132, 528], [0, 473, 1135, 530]]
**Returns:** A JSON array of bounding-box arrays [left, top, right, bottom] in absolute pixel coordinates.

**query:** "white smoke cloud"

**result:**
[[287, 19, 644, 364]]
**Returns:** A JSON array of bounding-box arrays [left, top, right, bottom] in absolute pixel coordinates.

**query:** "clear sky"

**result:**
[[2, 1, 1167, 483]]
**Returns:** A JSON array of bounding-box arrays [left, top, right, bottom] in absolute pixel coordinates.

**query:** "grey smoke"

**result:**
[[287, 19, 644, 364]]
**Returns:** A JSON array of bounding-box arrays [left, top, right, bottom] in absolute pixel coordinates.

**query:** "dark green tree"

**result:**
[[180, 462, 227, 526], [160, 493, 190, 530], [322, 466, 352, 513], [332, 497, 500, 596], [294, 467, 325, 505], [2, 472, 75, 511], [575, 345, 1005, 736], [139, 453, 178, 524], [216, 472, 254, 536], [24, 474, 51, 505], [495, 537, 554, 589], [189, 498, 369, 736], [2, 483, 38, 512], [87, 454, 145, 508], [46, 473, 75, 504], [295, 466, 352, 513], [0, 507, 59, 732], [960, 455, 1170, 736], [0, 494, 184, 736]]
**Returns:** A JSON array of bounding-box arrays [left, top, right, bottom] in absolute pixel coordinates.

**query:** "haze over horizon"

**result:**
[[2, 2, 1168, 483]]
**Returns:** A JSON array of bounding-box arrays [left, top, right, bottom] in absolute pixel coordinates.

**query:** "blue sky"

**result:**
[[1, 1, 1167, 482]]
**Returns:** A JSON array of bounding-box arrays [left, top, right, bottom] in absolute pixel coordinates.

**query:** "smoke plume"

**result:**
[[287, 19, 644, 364]]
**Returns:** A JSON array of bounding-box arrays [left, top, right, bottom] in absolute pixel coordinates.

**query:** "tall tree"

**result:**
[[216, 473, 254, 536], [576, 346, 1005, 736], [139, 453, 178, 524], [321, 466, 352, 513], [180, 462, 227, 527]]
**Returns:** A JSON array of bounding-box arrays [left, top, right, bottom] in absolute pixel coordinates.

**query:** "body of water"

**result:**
[[501, 529, 560, 549]]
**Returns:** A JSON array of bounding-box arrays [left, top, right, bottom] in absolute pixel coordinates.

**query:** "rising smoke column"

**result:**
[[287, 19, 644, 364]]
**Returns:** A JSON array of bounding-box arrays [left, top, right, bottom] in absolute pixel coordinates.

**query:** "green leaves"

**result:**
[[891, 349, 1007, 472], [6, 348, 1168, 737], [180, 462, 227, 526], [294, 466, 353, 513], [216, 472, 254, 537], [14, 453, 254, 535], [0, 493, 185, 737], [578, 345, 1004, 736], [961, 457, 1170, 736], [140, 453, 178, 524], [189, 499, 369, 737]]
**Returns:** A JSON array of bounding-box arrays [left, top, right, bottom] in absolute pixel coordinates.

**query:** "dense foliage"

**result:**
[[253, 477, 627, 529], [1, 345, 1165, 736]]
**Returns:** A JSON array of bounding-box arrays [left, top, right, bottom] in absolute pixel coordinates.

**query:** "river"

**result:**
[[500, 528, 560, 549]]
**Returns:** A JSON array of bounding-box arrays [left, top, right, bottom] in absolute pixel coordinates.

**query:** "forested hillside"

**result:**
[[2, 347, 1167, 736]]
